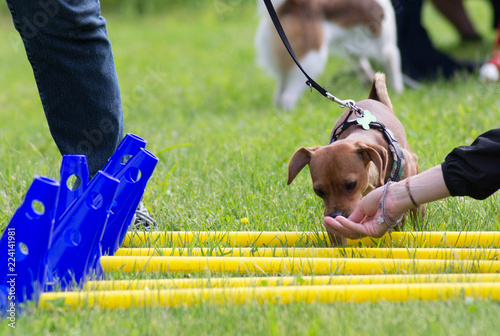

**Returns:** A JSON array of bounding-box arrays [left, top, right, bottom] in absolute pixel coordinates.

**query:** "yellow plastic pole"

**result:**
[[123, 231, 331, 248], [84, 273, 500, 291], [40, 282, 500, 310], [115, 247, 500, 260], [122, 231, 500, 248], [100, 256, 500, 275]]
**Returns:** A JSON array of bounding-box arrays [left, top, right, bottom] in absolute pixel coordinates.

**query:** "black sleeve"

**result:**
[[441, 129, 500, 200], [491, 0, 500, 28]]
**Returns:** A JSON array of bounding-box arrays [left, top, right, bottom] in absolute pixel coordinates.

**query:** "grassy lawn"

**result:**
[[1, 1, 500, 335]]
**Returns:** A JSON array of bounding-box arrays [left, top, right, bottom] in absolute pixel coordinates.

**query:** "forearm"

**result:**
[[386, 165, 451, 218], [326, 165, 452, 240]]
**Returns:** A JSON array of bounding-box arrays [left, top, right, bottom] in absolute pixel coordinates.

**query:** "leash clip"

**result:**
[[325, 92, 364, 115], [326, 92, 355, 108], [306, 80, 313, 92]]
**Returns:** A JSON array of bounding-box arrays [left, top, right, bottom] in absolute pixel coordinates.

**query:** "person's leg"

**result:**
[[430, 0, 481, 41], [6, 0, 124, 177], [490, 0, 500, 28], [391, 0, 475, 81]]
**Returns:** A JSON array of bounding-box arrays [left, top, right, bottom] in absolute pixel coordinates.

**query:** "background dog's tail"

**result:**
[[368, 72, 393, 112]]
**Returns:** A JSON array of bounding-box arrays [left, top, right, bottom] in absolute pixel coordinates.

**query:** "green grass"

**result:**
[[9, 300, 500, 336], [1, 1, 500, 335]]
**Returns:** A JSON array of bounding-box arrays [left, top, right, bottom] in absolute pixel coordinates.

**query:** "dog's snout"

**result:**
[[328, 211, 345, 218]]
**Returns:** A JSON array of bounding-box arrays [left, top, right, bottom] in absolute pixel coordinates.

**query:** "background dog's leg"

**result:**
[[346, 52, 374, 86], [274, 67, 308, 110], [276, 48, 328, 110], [381, 44, 404, 93]]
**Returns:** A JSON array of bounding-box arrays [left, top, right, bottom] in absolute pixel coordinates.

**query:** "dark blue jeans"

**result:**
[[6, 0, 124, 176], [391, 0, 475, 81]]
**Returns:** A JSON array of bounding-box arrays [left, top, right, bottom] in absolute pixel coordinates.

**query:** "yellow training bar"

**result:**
[[115, 247, 500, 260], [122, 231, 500, 248], [100, 256, 500, 274], [123, 231, 331, 248], [40, 282, 500, 310], [84, 273, 500, 291]]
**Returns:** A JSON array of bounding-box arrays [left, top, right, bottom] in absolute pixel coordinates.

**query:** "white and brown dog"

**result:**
[[255, 0, 403, 109], [287, 73, 419, 245]]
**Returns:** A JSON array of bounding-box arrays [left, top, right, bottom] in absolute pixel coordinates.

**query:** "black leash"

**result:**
[[262, 0, 405, 181], [262, 0, 362, 113]]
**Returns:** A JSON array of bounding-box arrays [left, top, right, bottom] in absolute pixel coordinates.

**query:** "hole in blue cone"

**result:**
[[66, 174, 82, 191], [126, 167, 142, 183], [31, 200, 45, 216], [88, 192, 103, 210], [16, 242, 29, 262], [64, 229, 82, 247], [121, 154, 132, 166], [108, 200, 118, 215], [19, 242, 29, 255], [19, 241, 29, 254]]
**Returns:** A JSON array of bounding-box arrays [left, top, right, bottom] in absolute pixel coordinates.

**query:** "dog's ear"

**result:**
[[368, 72, 393, 112], [287, 146, 320, 185], [355, 142, 388, 186]]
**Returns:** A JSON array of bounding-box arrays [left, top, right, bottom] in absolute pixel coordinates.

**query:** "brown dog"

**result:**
[[287, 73, 419, 245]]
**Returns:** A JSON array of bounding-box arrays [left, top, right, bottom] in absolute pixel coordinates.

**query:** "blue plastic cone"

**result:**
[[44, 155, 91, 290], [102, 133, 147, 177], [100, 148, 158, 255], [54, 155, 89, 222], [46, 171, 120, 290], [0, 176, 59, 311]]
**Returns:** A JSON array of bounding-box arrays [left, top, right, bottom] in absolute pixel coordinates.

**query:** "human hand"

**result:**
[[324, 166, 449, 241], [323, 187, 388, 240], [323, 180, 413, 240]]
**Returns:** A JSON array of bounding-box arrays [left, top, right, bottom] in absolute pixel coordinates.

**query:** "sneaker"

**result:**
[[479, 52, 500, 82], [130, 202, 158, 231], [460, 34, 482, 44]]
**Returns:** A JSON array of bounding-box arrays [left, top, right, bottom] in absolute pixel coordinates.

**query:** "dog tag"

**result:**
[[356, 110, 376, 130]]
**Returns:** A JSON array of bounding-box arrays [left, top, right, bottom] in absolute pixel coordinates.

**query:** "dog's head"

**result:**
[[287, 140, 387, 218], [287, 73, 392, 219]]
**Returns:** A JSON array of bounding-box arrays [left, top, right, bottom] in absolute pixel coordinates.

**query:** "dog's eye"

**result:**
[[314, 189, 325, 198], [345, 181, 357, 191]]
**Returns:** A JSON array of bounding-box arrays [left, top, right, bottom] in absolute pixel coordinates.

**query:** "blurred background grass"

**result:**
[[1, 1, 500, 334]]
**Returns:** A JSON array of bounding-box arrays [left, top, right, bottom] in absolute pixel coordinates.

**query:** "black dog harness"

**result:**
[[329, 109, 405, 182], [262, 0, 405, 181]]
